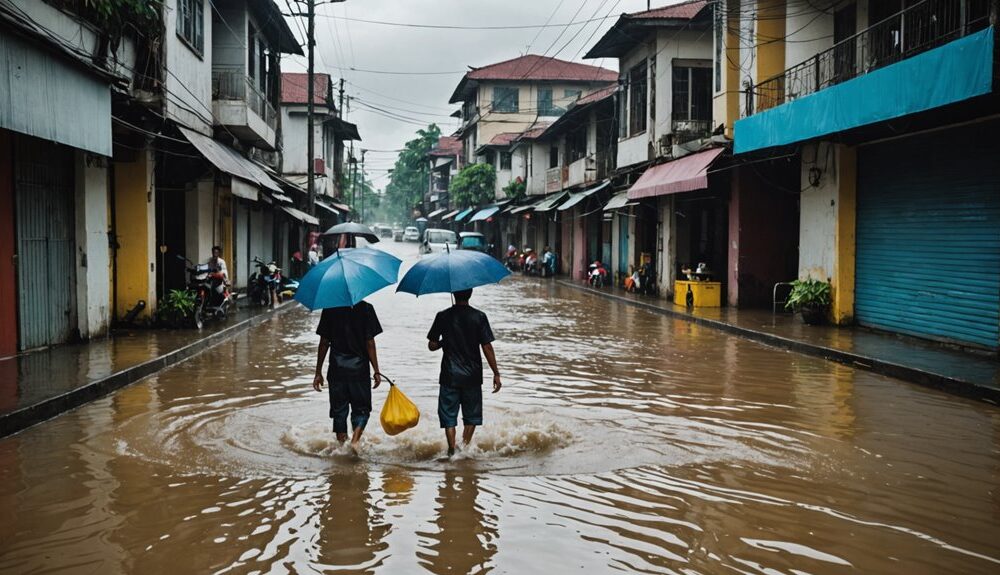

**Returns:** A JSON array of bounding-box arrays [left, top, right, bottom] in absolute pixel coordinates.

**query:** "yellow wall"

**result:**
[[833, 145, 856, 325], [756, 0, 786, 97], [113, 149, 155, 320]]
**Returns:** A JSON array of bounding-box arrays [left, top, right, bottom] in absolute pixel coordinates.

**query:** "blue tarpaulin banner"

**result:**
[[734, 27, 995, 154]]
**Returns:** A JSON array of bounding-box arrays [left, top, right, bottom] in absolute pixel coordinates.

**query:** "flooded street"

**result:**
[[1, 241, 998, 574]]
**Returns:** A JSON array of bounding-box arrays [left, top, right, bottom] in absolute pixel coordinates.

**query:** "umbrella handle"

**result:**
[[375, 372, 395, 386]]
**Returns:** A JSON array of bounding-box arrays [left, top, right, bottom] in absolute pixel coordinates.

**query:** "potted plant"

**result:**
[[784, 279, 831, 325], [159, 288, 198, 328]]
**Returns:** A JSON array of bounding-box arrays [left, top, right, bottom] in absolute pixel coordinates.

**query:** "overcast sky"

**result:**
[[280, 0, 668, 188]]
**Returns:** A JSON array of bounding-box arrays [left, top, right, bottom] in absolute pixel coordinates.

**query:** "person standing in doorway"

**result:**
[[313, 301, 383, 452], [427, 288, 501, 457]]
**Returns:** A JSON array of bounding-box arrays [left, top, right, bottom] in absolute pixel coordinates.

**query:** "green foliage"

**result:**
[[502, 178, 526, 201], [384, 125, 441, 221], [82, 0, 159, 34], [784, 279, 832, 310], [160, 289, 197, 325], [450, 163, 497, 208]]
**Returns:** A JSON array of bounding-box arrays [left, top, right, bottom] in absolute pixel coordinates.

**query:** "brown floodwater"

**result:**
[[1, 241, 998, 574]]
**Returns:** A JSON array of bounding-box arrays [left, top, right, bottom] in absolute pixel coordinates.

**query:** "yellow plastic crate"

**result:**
[[673, 280, 722, 308]]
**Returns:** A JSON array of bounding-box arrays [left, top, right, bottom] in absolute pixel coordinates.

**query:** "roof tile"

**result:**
[[466, 54, 617, 82], [281, 72, 329, 105]]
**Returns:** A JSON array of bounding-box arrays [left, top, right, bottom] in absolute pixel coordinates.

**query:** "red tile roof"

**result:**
[[429, 136, 463, 157], [631, 0, 707, 20], [516, 123, 553, 142], [576, 85, 618, 106], [486, 132, 521, 147], [450, 55, 617, 103], [281, 72, 330, 105]]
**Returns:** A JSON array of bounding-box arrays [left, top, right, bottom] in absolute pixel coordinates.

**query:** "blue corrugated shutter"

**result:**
[[14, 137, 75, 350], [856, 126, 1000, 350]]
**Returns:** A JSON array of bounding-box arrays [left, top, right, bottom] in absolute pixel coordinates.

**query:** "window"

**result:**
[[248, 25, 256, 81], [549, 145, 559, 169], [672, 66, 712, 123], [491, 86, 519, 113], [714, 1, 723, 92], [484, 149, 496, 166], [567, 125, 587, 164], [618, 89, 628, 138], [564, 89, 582, 100], [538, 88, 556, 116], [628, 62, 648, 135], [500, 151, 512, 171], [176, 0, 204, 53]]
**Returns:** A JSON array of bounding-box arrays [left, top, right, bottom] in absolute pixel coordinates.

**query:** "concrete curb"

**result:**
[[0, 303, 298, 438], [559, 281, 1000, 406]]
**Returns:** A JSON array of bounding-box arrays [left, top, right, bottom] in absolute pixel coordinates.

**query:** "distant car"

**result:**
[[377, 225, 393, 238], [420, 228, 458, 254], [403, 226, 420, 242], [458, 232, 488, 253], [393, 227, 404, 242]]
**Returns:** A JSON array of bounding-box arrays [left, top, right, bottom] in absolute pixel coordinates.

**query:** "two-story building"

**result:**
[[448, 54, 617, 203], [730, 0, 999, 350], [425, 135, 463, 221], [585, 0, 725, 296]]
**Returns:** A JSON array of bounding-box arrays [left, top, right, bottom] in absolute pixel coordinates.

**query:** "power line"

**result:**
[[309, 12, 621, 30]]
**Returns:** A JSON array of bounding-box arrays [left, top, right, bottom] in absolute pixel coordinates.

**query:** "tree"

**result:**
[[502, 177, 526, 201], [384, 124, 441, 221], [450, 163, 496, 207]]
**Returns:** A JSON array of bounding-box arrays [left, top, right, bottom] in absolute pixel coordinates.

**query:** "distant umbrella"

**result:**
[[415, 217, 428, 222], [321, 222, 379, 243], [294, 247, 401, 310], [397, 250, 510, 296]]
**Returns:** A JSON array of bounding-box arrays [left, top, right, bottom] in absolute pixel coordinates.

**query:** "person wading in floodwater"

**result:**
[[427, 288, 502, 457], [313, 302, 383, 452]]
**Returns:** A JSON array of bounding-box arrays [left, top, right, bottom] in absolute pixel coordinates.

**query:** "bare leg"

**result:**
[[445, 427, 457, 456], [462, 425, 477, 446], [350, 426, 364, 452], [336, 432, 348, 444]]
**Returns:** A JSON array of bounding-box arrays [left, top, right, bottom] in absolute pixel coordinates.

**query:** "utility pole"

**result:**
[[338, 77, 345, 116], [360, 149, 366, 223], [306, 0, 316, 216]]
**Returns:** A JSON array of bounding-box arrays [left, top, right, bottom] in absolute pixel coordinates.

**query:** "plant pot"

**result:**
[[799, 304, 827, 325]]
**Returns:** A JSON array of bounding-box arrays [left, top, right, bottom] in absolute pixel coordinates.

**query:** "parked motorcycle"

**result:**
[[248, 257, 282, 307], [180, 256, 231, 329], [588, 261, 608, 288]]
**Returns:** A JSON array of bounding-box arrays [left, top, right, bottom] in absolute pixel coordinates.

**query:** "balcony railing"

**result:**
[[671, 119, 712, 144], [212, 68, 278, 129], [745, 0, 991, 116]]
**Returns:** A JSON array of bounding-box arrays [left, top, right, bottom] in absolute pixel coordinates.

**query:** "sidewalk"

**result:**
[[0, 302, 296, 438], [560, 280, 1000, 405]]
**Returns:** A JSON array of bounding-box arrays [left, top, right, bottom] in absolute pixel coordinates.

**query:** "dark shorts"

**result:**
[[438, 384, 483, 428], [328, 377, 371, 433]]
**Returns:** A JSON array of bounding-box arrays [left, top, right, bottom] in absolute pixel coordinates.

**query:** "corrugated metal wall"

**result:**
[[857, 125, 1000, 350], [14, 137, 75, 350]]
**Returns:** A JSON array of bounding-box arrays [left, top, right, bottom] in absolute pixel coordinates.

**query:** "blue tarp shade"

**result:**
[[454, 208, 475, 221], [558, 180, 610, 211], [469, 206, 500, 222], [734, 26, 995, 154]]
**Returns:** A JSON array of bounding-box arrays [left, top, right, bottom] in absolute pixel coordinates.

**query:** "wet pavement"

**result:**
[[1, 241, 999, 574]]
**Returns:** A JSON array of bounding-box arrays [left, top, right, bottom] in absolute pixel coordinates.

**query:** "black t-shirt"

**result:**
[[316, 302, 382, 380], [427, 305, 495, 387]]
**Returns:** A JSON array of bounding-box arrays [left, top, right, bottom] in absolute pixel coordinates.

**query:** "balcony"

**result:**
[[671, 119, 712, 145], [545, 166, 563, 193], [212, 68, 278, 150], [735, 0, 995, 154], [566, 156, 598, 189]]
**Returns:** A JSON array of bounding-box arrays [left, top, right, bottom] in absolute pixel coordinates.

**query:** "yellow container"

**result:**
[[674, 280, 722, 308]]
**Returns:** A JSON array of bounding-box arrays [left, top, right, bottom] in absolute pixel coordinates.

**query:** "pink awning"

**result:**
[[627, 148, 724, 200]]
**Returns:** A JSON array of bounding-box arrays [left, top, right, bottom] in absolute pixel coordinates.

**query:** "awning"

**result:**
[[268, 191, 294, 204], [557, 180, 610, 211], [231, 178, 259, 201], [427, 208, 448, 219], [469, 206, 500, 222], [332, 117, 361, 141], [534, 191, 569, 212], [603, 192, 636, 211], [441, 209, 461, 221], [180, 127, 283, 194], [315, 202, 340, 215], [330, 201, 351, 212], [454, 207, 475, 222], [281, 205, 320, 226], [628, 148, 725, 200], [510, 196, 549, 214]]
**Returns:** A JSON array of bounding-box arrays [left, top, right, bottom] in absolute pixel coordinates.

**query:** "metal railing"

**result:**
[[671, 119, 712, 143], [746, 0, 991, 116], [212, 68, 278, 129]]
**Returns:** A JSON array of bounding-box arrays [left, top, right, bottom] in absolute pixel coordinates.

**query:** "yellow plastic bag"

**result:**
[[380, 377, 420, 436]]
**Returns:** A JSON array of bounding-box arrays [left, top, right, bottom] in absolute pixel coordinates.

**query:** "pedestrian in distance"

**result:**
[[313, 301, 383, 453], [427, 288, 502, 458]]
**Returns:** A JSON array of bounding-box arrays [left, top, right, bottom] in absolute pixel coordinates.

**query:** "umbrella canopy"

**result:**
[[397, 250, 510, 296], [294, 247, 401, 310], [321, 222, 380, 243]]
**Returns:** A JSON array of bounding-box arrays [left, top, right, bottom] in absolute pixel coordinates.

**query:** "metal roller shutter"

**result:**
[[856, 125, 1000, 350]]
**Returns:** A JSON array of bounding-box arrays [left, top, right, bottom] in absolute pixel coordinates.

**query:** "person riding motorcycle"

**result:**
[[206, 245, 231, 302], [588, 260, 608, 287]]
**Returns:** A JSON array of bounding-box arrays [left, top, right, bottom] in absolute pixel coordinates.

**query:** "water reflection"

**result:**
[[417, 470, 498, 575], [316, 471, 390, 573]]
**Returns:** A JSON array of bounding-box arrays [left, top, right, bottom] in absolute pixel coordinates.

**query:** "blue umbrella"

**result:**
[[294, 247, 401, 310], [397, 250, 510, 296]]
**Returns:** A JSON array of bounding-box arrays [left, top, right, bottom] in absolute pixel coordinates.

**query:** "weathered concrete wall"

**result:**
[[164, 0, 213, 134], [74, 152, 110, 339], [653, 29, 713, 144]]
